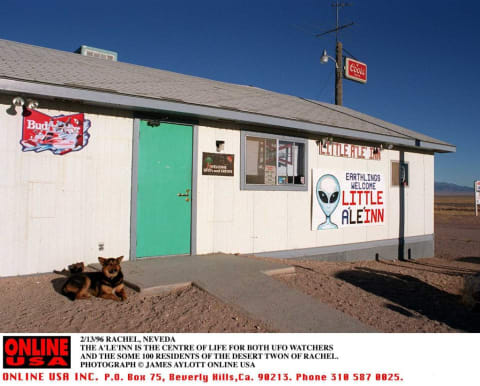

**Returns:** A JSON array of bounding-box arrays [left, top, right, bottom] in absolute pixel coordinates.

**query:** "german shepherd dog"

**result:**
[[62, 256, 127, 301]]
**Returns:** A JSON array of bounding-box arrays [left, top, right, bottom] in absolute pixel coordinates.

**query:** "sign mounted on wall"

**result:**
[[344, 57, 367, 84], [312, 169, 385, 230], [202, 152, 234, 176], [20, 109, 91, 155], [318, 141, 380, 160]]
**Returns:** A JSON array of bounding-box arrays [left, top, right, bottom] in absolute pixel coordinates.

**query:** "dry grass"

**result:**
[[435, 194, 476, 216]]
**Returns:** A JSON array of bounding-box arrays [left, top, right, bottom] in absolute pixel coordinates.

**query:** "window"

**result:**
[[391, 161, 409, 187], [241, 131, 307, 190]]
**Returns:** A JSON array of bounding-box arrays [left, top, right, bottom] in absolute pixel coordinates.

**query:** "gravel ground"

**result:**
[[273, 197, 480, 332], [275, 255, 480, 332], [0, 276, 269, 333]]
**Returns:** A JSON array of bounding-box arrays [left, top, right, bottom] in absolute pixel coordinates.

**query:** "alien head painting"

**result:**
[[316, 174, 341, 230], [312, 169, 386, 230]]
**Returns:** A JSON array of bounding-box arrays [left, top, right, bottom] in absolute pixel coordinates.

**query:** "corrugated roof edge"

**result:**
[[0, 77, 456, 153]]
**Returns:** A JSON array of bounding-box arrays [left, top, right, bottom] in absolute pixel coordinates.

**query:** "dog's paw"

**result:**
[[116, 290, 127, 301]]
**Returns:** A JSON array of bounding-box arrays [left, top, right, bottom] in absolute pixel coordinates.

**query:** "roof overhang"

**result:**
[[0, 78, 456, 153]]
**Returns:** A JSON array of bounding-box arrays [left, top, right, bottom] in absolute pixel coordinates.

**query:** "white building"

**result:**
[[0, 39, 455, 276]]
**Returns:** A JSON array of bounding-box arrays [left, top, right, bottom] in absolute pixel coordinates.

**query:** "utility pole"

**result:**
[[317, 2, 352, 106], [334, 1, 343, 106], [335, 40, 343, 105]]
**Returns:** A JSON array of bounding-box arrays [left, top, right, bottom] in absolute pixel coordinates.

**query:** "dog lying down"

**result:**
[[62, 256, 127, 302], [461, 273, 480, 311]]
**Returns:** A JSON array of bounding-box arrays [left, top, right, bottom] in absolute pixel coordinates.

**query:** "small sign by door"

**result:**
[[202, 152, 234, 176]]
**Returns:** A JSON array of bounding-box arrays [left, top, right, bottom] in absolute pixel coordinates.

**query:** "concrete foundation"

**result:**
[[252, 234, 434, 262]]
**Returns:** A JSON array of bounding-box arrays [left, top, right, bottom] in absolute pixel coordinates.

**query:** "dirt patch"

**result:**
[[275, 257, 480, 332], [434, 194, 475, 216], [0, 274, 269, 333], [269, 196, 480, 332]]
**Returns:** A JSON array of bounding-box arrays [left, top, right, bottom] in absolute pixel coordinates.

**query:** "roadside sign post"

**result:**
[[475, 180, 480, 216]]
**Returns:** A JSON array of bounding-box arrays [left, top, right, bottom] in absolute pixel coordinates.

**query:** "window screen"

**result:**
[[245, 137, 277, 185]]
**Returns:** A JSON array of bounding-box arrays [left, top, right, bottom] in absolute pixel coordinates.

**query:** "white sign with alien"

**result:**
[[312, 169, 386, 230]]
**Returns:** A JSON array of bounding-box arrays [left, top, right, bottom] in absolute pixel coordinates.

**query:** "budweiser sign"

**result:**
[[20, 109, 91, 155], [344, 57, 367, 84]]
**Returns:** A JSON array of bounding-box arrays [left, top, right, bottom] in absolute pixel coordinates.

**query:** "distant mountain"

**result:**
[[435, 182, 474, 195]]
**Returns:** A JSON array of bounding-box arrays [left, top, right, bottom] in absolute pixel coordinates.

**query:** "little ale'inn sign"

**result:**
[[318, 141, 381, 161]]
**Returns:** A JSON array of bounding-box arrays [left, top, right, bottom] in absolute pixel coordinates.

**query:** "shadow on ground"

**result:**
[[335, 267, 480, 332], [457, 257, 480, 265], [378, 259, 478, 277], [51, 277, 67, 296], [384, 303, 415, 317]]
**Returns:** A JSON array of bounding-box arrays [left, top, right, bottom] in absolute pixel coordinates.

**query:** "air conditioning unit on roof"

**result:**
[[74, 45, 118, 61]]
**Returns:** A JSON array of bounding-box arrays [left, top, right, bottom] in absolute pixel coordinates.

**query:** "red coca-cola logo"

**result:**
[[345, 58, 367, 83]]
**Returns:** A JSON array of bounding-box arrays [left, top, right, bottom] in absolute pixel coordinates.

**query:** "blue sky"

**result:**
[[2, 0, 478, 186]]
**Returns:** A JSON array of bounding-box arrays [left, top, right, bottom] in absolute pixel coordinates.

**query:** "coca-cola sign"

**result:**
[[344, 57, 367, 84]]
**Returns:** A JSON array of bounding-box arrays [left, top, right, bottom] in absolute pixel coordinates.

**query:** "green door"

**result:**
[[136, 121, 192, 257]]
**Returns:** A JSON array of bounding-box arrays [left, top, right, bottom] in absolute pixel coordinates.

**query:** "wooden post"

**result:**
[[476, 181, 479, 217], [335, 41, 343, 106]]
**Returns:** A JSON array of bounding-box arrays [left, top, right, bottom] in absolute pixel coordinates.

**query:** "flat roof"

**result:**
[[0, 39, 455, 153]]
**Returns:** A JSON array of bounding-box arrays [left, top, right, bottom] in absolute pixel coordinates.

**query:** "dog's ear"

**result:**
[[116, 256, 124, 263], [98, 257, 106, 265]]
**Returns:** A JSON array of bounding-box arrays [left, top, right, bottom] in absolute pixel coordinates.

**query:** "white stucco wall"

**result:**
[[0, 101, 133, 276], [195, 124, 434, 255]]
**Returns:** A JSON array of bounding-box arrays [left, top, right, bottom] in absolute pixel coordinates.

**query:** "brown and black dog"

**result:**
[[62, 256, 127, 301]]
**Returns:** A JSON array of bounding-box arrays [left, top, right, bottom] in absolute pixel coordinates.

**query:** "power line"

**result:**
[[314, 1, 354, 105], [315, 22, 354, 38], [342, 46, 358, 60], [331, 1, 352, 42]]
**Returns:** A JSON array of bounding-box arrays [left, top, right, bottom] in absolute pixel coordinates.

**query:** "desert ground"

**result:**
[[0, 195, 478, 333], [272, 195, 480, 333]]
